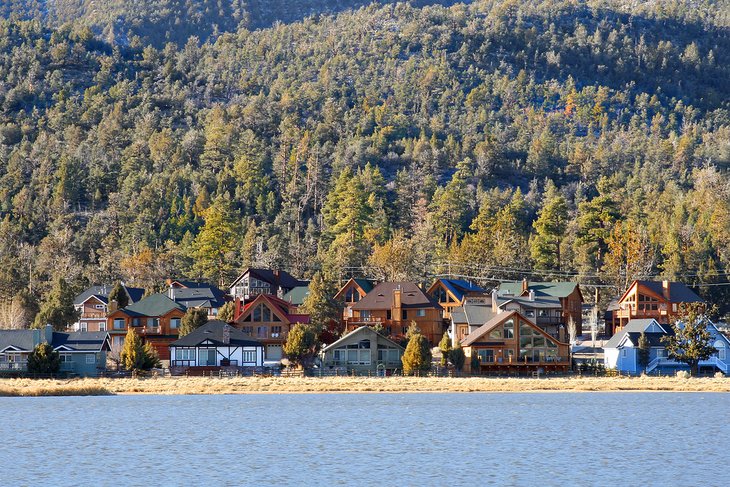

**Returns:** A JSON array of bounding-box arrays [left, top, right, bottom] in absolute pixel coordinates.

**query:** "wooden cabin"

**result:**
[[333, 278, 376, 322], [426, 278, 486, 319], [461, 310, 570, 374]]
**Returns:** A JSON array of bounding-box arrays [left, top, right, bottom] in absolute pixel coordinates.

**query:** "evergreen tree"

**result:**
[[179, 308, 209, 337], [402, 332, 432, 375], [218, 301, 235, 322], [108, 281, 129, 309], [283, 323, 318, 369], [661, 304, 718, 376], [193, 194, 240, 287], [530, 181, 569, 271], [27, 343, 61, 374], [300, 272, 337, 330], [637, 332, 651, 374], [451, 341, 466, 372], [120, 327, 145, 371], [32, 277, 79, 331], [438, 332, 452, 366]]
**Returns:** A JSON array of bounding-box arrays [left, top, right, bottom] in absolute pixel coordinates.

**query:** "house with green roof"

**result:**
[[107, 293, 187, 362], [497, 279, 584, 336]]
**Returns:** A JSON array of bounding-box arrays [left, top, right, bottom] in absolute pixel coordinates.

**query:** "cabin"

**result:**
[[320, 326, 404, 374], [333, 278, 375, 321], [610, 280, 704, 334], [233, 294, 310, 361], [497, 280, 584, 335], [0, 325, 110, 377], [603, 318, 729, 375], [347, 282, 444, 345], [106, 293, 186, 361], [73, 284, 144, 332], [426, 278, 486, 319], [449, 295, 499, 344], [169, 320, 264, 373], [461, 310, 570, 374], [228, 268, 307, 301]]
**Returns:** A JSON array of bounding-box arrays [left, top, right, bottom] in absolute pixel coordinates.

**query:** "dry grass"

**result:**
[[1, 375, 729, 396]]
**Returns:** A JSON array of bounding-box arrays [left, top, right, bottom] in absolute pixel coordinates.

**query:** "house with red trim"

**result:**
[[233, 294, 310, 361]]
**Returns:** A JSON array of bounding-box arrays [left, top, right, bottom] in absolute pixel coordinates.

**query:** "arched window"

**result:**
[[714, 340, 726, 360]]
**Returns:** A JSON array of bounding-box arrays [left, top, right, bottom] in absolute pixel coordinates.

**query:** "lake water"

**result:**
[[0, 392, 726, 486]]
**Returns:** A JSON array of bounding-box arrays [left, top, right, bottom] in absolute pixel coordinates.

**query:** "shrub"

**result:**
[[676, 370, 690, 379]]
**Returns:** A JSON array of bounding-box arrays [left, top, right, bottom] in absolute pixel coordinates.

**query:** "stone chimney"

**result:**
[[662, 280, 671, 300], [222, 324, 230, 345], [491, 289, 499, 313], [521, 278, 529, 295], [393, 287, 402, 320]]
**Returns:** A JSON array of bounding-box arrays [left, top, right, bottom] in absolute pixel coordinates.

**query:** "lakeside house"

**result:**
[[426, 278, 487, 319], [608, 280, 704, 335], [334, 278, 376, 322], [233, 293, 310, 361], [169, 320, 264, 373], [165, 280, 227, 319], [461, 310, 571, 374], [107, 293, 186, 360], [228, 268, 307, 301], [320, 326, 404, 374], [0, 325, 110, 376], [73, 284, 144, 332], [603, 318, 729, 375], [345, 282, 444, 345]]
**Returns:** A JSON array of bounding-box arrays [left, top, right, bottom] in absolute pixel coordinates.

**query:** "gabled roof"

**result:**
[[350, 282, 442, 311], [169, 286, 226, 309], [498, 281, 580, 299], [52, 332, 110, 352], [618, 280, 704, 304], [74, 284, 144, 306], [461, 310, 566, 347], [120, 293, 186, 317], [238, 294, 310, 324], [321, 326, 404, 353], [333, 278, 376, 300], [451, 303, 498, 326], [229, 268, 306, 291], [430, 279, 486, 302], [603, 319, 668, 349], [282, 285, 310, 306], [0, 329, 38, 352], [498, 295, 563, 310], [170, 320, 262, 348]]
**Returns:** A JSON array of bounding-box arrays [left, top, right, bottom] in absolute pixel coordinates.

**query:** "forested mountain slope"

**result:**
[[0, 0, 728, 322]]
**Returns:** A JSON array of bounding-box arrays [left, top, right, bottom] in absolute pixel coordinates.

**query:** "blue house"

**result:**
[[0, 325, 110, 376], [603, 318, 729, 375]]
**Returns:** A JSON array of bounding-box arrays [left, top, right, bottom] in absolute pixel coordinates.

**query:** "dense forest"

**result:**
[[0, 0, 729, 326]]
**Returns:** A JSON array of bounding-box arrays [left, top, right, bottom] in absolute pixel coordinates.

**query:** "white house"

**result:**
[[169, 320, 264, 368]]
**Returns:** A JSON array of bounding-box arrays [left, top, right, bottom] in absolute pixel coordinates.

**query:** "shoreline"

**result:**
[[1, 375, 729, 397]]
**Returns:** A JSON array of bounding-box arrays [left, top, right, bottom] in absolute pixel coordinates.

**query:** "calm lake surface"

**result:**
[[0, 392, 727, 486]]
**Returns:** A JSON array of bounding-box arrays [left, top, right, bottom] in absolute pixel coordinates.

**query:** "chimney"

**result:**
[[109, 299, 118, 312], [44, 323, 54, 344], [662, 280, 671, 300], [521, 278, 529, 295], [528, 289, 535, 302], [491, 289, 499, 313], [168, 284, 175, 300], [222, 324, 230, 345], [393, 288, 402, 308]]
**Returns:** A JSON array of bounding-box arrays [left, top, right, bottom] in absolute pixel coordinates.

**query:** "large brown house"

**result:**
[[106, 293, 186, 361], [461, 310, 570, 374], [346, 282, 444, 345], [426, 278, 487, 319], [233, 294, 310, 361], [333, 278, 376, 323], [73, 284, 144, 332], [497, 279, 584, 335], [610, 280, 704, 334]]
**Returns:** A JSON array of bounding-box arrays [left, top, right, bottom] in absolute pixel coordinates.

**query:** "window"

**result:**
[[386, 310, 392, 320], [248, 304, 278, 322], [242, 350, 257, 363], [241, 326, 253, 336], [622, 349, 627, 357], [112, 336, 124, 349], [714, 341, 726, 360], [98, 322, 106, 331], [416, 309, 426, 317], [503, 319, 514, 339], [257, 326, 267, 338], [401, 310, 407, 320], [170, 318, 181, 329], [175, 349, 195, 361], [147, 318, 159, 328], [477, 349, 494, 363], [60, 354, 73, 363], [95, 304, 105, 310], [345, 288, 360, 303], [113, 318, 125, 330], [489, 329, 502, 339], [271, 326, 282, 338], [360, 310, 371, 320], [132, 318, 141, 326], [401, 326, 408, 335], [80, 322, 88, 332], [86, 354, 96, 364]]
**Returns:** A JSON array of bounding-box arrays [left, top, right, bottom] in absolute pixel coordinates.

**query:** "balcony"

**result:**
[[82, 311, 107, 319], [0, 362, 28, 371]]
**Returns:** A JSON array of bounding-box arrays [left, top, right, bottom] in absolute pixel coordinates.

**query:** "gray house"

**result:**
[[320, 326, 404, 374], [0, 325, 110, 376]]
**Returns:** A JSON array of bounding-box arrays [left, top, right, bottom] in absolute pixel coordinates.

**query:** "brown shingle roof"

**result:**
[[350, 282, 442, 311]]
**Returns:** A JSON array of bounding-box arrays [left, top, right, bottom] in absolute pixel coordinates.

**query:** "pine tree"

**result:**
[[108, 281, 129, 309], [530, 181, 569, 271], [438, 332, 452, 366], [193, 194, 240, 287], [179, 308, 208, 337], [451, 341, 466, 372], [218, 301, 235, 322], [283, 323, 318, 369], [637, 332, 651, 374], [300, 272, 337, 331], [27, 343, 61, 374], [402, 332, 432, 375], [120, 327, 145, 371], [661, 304, 718, 376], [32, 277, 79, 331]]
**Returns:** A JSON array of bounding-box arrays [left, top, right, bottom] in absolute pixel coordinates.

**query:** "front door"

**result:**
[[199, 349, 216, 366]]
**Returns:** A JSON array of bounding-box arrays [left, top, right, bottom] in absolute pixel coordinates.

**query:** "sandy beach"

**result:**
[[1, 375, 729, 396]]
